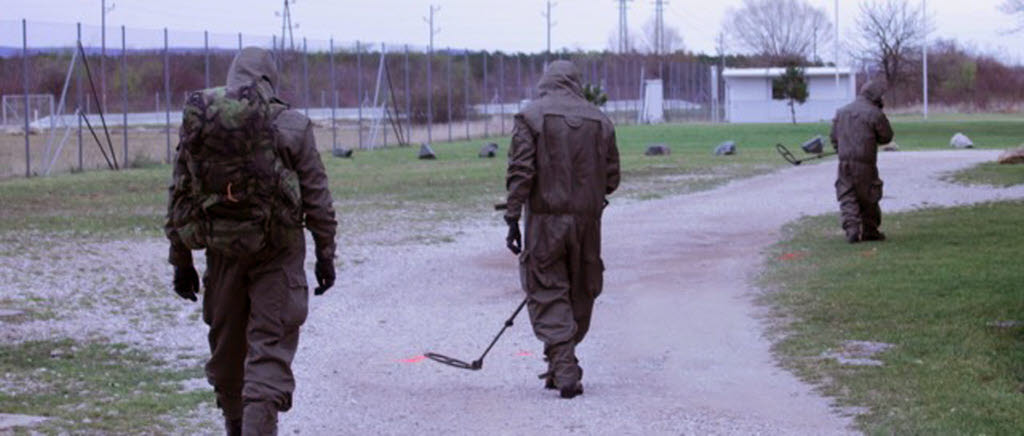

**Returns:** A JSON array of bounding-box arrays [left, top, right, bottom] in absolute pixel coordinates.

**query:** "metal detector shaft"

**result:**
[[471, 297, 528, 368], [775, 143, 837, 166]]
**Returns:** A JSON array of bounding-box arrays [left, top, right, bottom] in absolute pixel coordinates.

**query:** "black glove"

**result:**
[[505, 217, 522, 255], [314, 257, 336, 296], [173, 266, 199, 302]]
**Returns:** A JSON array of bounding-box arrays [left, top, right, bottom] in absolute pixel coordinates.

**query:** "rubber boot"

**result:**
[[548, 342, 583, 399], [242, 401, 278, 436], [224, 418, 242, 436], [862, 231, 885, 242]]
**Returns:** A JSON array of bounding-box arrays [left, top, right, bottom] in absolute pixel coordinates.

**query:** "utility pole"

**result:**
[[922, 0, 929, 120], [654, 0, 665, 55], [101, 0, 115, 112], [424, 5, 441, 145], [277, 0, 297, 52], [542, 1, 557, 62], [617, 0, 633, 54], [834, 0, 840, 93]]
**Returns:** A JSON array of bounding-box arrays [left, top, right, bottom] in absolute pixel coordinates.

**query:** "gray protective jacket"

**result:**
[[829, 80, 894, 165]]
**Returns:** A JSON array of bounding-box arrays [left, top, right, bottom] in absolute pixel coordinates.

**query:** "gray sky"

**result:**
[[6, 0, 1023, 64]]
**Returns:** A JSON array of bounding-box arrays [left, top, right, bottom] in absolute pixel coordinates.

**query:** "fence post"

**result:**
[[499, 54, 505, 135], [404, 45, 411, 144], [710, 65, 719, 123], [482, 52, 488, 138], [516, 54, 522, 112], [463, 50, 470, 140], [427, 42, 433, 145], [204, 30, 210, 88], [446, 47, 452, 143], [302, 38, 309, 117], [329, 37, 337, 153], [356, 41, 363, 149], [77, 22, 83, 171], [164, 27, 170, 163], [22, 19, 30, 178], [237, 33, 242, 52], [122, 25, 127, 165]]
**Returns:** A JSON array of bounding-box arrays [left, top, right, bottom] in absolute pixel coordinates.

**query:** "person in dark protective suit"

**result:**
[[165, 47, 337, 435], [504, 60, 621, 399], [830, 79, 893, 243]]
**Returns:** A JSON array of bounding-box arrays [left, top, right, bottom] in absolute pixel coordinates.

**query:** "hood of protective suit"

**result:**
[[226, 47, 278, 96], [859, 79, 887, 107], [537, 60, 584, 99]]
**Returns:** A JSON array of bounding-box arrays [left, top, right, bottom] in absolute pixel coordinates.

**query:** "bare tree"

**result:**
[[722, 0, 833, 61], [639, 18, 685, 54], [1001, 0, 1024, 32], [605, 20, 684, 54], [851, 0, 928, 98]]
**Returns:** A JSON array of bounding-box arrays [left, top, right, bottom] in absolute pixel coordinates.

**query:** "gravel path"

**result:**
[[282, 150, 1024, 435], [4, 150, 1022, 434]]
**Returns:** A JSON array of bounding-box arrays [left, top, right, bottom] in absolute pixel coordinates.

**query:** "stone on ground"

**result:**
[[0, 414, 49, 430], [950, 132, 974, 148], [714, 141, 737, 156], [418, 143, 437, 160], [801, 136, 824, 154], [645, 143, 671, 156], [332, 148, 353, 158], [478, 142, 499, 158], [997, 146, 1024, 164], [881, 142, 900, 152]]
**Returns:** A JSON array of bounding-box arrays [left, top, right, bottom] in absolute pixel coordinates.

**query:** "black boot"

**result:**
[[224, 418, 242, 436], [242, 401, 278, 436]]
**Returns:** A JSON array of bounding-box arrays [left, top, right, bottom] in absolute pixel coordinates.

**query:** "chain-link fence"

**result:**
[[0, 19, 721, 179]]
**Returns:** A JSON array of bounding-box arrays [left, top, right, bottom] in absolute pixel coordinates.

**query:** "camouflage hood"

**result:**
[[858, 79, 887, 108], [537, 60, 584, 100], [226, 47, 278, 97]]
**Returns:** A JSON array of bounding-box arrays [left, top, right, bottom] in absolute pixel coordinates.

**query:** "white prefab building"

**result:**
[[723, 67, 856, 123]]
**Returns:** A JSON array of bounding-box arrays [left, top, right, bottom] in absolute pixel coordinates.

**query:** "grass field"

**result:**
[[2, 119, 1022, 242], [762, 201, 1024, 434], [948, 162, 1024, 187]]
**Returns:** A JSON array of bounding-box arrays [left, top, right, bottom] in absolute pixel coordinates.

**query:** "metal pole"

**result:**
[[303, 37, 309, 117], [122, 25, 127, 165], [483, 52, 488, 137], [329, 38, 337, 153], [204, 30, 210, 89], [101, 0, 106, 113], [238, 32, 242, 52], [834, 0, 840, 92], [464, 50, 470, 140], [516, 54, 522, 112], [77, 22, 83, 171], [404, 45, 411, 144], [22, 19, 30, 178], [499, 54, 505, 135], [357, 41, 363, 149], [447, 47, 452, 143], [427, 42, 434, 145], [922, 0, 928, 120], [164, 28, 171, 163]]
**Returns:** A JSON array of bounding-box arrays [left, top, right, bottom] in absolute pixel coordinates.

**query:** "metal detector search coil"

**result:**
[[425, 298, 528, 371]]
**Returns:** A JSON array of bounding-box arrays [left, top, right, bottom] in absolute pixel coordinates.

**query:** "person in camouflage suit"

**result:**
[[830, 79, 893, 243], [165, 47, 337, 435], [504, 60, 620, 399]]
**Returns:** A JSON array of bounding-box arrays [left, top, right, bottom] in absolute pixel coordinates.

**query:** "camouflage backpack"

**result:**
[[169, 81, 303, 258]]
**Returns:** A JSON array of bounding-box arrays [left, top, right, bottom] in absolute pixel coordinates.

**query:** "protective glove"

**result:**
[[314, 257, 336, 296], [505, 217, 522, 255], [173, 266, 199, 302]]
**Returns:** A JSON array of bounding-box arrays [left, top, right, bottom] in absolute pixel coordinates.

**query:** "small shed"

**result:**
[[722, 67, 856, 123]]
